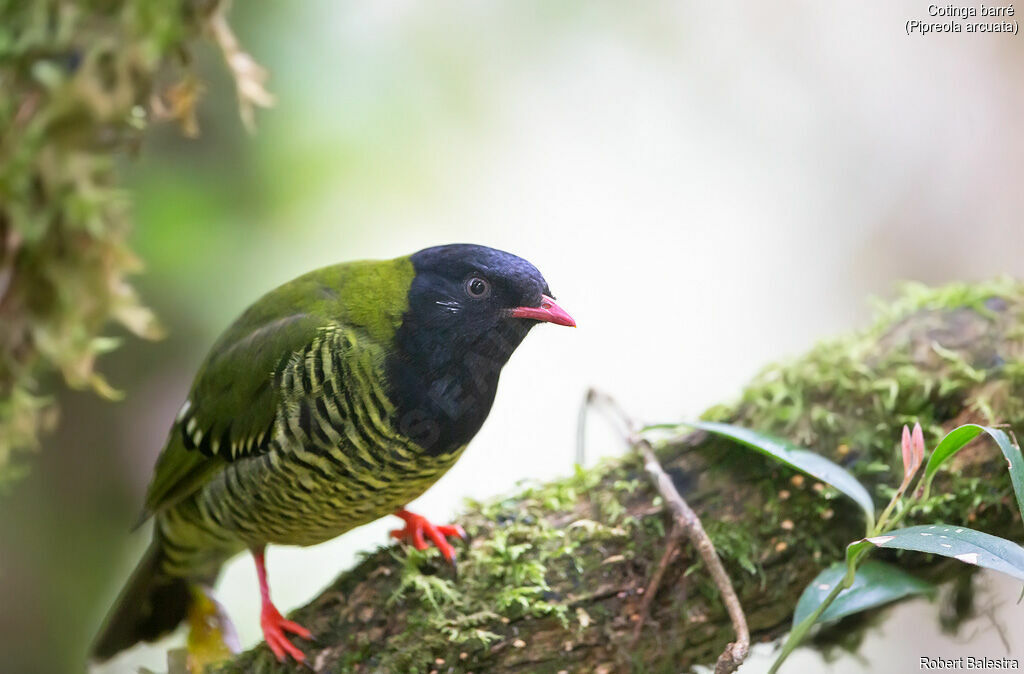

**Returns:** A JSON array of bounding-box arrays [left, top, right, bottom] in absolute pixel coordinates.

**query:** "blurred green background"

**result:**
[[3, 2, 1024, 672]]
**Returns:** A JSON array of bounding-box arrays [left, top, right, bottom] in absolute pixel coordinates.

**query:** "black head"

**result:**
[[386, 244, 574, 454]]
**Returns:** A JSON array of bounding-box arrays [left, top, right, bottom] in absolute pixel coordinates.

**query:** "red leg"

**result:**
[[252, 547, 312, 663], [389, 509, 467, 564]]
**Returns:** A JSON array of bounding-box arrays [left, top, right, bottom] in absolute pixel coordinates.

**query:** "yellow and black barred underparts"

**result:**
[[159, 327, 467, 573]]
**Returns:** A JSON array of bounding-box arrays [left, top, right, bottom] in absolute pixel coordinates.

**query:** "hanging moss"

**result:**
[[0, 0, 260, 486]]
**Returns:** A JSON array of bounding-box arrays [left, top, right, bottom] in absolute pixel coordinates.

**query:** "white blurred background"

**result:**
[[4, 2, 1024, 672]]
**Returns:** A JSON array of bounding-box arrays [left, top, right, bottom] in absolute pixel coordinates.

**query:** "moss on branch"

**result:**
[[213, 279, 1024, 673]]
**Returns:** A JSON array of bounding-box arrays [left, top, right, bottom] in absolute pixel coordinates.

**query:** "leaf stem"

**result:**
[[768, 581, 846, 674], [769, 543, 873, 672]]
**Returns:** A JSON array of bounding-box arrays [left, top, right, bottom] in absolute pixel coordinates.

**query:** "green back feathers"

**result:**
[[140, 256, 415, 520], [328, 258, 416, 344], [218, 258, 415, 348]]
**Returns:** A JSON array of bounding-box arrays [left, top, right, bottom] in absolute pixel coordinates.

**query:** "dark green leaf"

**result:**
[[865, 525, 1024, 581], [923, 425, 1024, 522], [793, 560, 934, 628], [671, 421, 875, 528]]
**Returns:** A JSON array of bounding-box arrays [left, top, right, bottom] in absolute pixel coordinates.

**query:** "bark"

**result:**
[[215, 284, 1024, 674]]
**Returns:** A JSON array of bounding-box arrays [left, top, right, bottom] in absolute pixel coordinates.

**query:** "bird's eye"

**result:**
[[465, 276, 490, 299]]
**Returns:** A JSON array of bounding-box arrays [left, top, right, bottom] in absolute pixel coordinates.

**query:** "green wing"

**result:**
[[140, 311, 326, 521], [137, 258, 415, 522]]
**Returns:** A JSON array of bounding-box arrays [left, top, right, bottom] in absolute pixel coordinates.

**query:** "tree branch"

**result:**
[[213, 282, 1024, 673], [583, 389, 749, 673]]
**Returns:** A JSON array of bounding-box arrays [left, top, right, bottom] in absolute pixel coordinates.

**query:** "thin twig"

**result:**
[[583, 388, 750, 674], [576, 389, 593, 466], [631, 521, 683, 646]]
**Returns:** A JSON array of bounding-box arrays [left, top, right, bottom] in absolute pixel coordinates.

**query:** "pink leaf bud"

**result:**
[[901, 424, 914, 479], [911, 422, 925, 471]]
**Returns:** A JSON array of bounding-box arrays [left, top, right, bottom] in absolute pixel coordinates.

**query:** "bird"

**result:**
[[90, 243, 575, 664]]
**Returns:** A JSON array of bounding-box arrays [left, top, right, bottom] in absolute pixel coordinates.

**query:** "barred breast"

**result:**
[[159, 327, 465, 573]]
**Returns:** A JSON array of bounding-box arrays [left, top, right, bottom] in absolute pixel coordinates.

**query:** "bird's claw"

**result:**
[[391, 509, 466, 564], [260, 602, 312, 664]]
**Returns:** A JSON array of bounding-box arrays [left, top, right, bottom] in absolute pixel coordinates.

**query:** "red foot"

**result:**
[[260, 601, 312, 663], [252, 547, 312, 663], [390, 509, 467, 564]]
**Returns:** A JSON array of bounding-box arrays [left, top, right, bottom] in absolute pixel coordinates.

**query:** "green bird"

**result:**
[[91, 244, 575, 664]]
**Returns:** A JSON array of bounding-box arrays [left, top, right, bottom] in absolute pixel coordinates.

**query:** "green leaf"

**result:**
[[922, 424, 1024, 522], [671, 421, 875, 529], [865, 525, 1024, 581], [792, 560, 935, 628]]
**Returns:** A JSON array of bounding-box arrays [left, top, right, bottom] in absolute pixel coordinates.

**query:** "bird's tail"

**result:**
[[90, 534, 193, 663]]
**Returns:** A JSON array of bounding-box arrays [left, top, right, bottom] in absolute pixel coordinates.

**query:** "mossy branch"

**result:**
[[212, 280, 1024, 673], [0, 0, 268, 487], [583, 389, 750, 673]]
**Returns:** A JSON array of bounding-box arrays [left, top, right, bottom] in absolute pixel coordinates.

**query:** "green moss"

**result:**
[[704, 519, 761, 578], [709, 280, 1024, 510], [868, 277, 1022, 328], [388, 550, 462, 613], [219, 280, 1024, 673], [392, 281, 1024, 670], [342, 453, 665, 671]]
